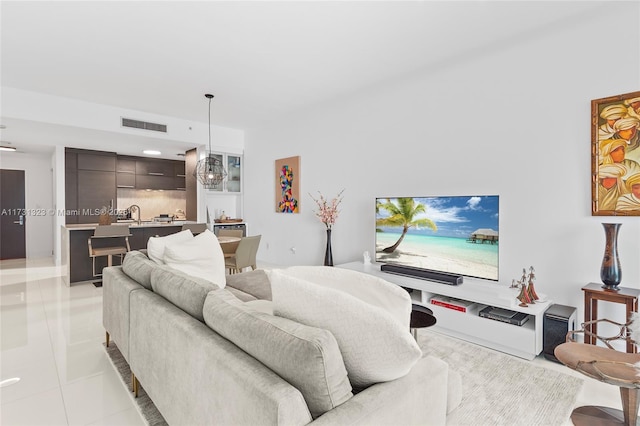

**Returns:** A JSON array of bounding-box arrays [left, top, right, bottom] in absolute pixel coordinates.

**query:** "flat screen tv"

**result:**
[[375, 195, 499, 282]]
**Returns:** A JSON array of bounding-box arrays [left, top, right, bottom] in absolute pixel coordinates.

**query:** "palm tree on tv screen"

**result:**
[[376, 198, 437, 253]]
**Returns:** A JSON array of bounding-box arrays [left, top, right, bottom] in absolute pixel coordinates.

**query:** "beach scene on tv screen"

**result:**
[[376, 196, 499, 281]]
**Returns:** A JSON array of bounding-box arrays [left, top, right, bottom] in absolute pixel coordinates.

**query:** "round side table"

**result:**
[[410, 304, 437, 340]]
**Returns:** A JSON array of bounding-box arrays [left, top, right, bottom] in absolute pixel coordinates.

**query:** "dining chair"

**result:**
[[218, 229, 244, 258], [225, 235, 261, 274]]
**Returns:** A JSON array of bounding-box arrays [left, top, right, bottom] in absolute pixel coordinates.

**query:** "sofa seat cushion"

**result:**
[[147, 229, 193, 264], [121, 250, 155, 290], [270, 269, 422, 389], [150, 267, 220, 322], [203, 289, 353, 419], [163, 229, 226, 289], [225, 269, 272, 301]]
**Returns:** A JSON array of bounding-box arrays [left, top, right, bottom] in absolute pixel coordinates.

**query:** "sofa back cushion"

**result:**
[[150, 267, 220, 322], [121, 250, 155, 290], [163, 229, 226, 289], [203, 289, 352, 418], [270, 269, 422, 389]]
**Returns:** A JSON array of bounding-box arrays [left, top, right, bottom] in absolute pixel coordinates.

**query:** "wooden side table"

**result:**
[[582, 283, 640, 353]]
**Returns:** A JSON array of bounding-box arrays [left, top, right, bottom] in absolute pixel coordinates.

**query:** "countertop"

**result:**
[[64, 221, 198, 231]]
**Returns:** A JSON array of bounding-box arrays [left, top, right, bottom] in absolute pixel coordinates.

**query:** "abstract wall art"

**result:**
[[275, 156, 300, 213]]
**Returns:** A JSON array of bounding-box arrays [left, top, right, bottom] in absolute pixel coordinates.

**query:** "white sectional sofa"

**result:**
[[103, 250, 461, 425]]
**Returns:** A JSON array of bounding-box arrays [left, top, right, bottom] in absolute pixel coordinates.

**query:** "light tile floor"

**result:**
[[1, 257, 145, 426], [0, 257, 623, 425]]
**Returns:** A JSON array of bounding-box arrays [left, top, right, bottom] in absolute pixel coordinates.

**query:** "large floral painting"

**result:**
[[275, 156, 300, 213], [592, 90, 640, 216]]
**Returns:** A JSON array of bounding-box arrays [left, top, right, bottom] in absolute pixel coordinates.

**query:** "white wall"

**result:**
[[0, 150, 55, 258], [243, 2, 640, 320], [3, 87, 245, 152]]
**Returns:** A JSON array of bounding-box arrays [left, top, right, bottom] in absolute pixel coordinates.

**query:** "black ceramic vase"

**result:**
[[324, 229, 333, 266], [600, 223, 622, 290]]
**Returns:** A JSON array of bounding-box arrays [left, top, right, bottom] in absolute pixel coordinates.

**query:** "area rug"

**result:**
[[104, 343, 167, 426], [105, 331, 583, 426], [418, 329, 583, 426]]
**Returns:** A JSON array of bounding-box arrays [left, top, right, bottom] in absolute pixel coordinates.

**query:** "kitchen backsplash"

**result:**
[[117, 189, 187, 221]]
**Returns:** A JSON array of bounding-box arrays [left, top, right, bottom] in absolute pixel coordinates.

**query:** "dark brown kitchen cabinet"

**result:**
[[65, 151, 78, 224], [135, 159, 175, 177], [174, 177, 186, 191], [128, 227, 183, 249], [174, 162, 186, 190], [66, 148, 117, 224], [185, 149, 197, 221], [128, 228, 145, 250], [117, 156, 137, 173], [132, 157, 186, 190], [175, 162, 186, 177], [136, 175, 176, 190], [144, 226, 182, 239], [116, 173, 136, 188], [77, 152, 116, 171], [66, 150, 77, 170], [66, 225, 182, 283], [77, 170, 116, 223], [65, 148, 188, 224]]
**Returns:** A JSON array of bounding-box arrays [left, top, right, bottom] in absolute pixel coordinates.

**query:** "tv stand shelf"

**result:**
[[337, 261, 551, 360]]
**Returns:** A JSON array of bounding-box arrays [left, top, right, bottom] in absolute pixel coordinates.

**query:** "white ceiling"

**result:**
[[0, 1, 606, 155]]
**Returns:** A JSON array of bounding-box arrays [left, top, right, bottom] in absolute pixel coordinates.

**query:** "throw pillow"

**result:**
[[282, 266, 412, 328], [203, 289, 353, 418], [163, 229, 226, 288], [226, 269, 272, 301], [270, 270, 422, 389], [146, 229, 193, 264]]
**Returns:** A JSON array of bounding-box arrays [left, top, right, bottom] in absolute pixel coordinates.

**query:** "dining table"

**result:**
[[218, 236, 241, 245]]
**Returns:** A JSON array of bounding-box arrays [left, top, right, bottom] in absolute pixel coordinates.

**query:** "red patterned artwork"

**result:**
[[592, 90, 640, 216]]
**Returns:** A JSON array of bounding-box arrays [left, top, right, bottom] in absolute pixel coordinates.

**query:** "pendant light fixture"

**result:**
[[194, 94, 227, 189]]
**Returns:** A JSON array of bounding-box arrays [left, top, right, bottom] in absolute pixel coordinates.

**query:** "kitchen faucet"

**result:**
[[129, 205, 141, 225]]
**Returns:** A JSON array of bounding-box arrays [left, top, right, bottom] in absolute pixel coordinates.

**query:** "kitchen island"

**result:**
[[61, 221, 197, 285]]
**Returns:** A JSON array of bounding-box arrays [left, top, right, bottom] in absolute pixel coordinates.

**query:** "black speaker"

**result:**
[[543, 304, 577, 363], [380, 264, 463, 285]]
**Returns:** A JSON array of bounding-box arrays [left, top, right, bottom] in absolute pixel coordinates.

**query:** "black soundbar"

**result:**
[[380, 264, 463, 285]]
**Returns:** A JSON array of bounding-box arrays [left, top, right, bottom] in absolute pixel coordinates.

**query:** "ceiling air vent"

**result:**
[[121, 118, 167, 133]]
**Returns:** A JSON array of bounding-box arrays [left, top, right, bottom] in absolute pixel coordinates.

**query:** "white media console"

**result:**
[[337, 261, 552, 360]]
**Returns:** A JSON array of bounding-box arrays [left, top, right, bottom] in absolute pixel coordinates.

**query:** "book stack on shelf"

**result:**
[[479, 306, 530, 326], [429, 295, 477, 313]]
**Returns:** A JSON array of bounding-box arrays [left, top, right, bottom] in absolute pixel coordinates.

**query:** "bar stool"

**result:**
[[88, 224, 131, 287]]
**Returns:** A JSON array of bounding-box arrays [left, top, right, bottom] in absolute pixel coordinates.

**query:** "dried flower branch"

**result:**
[[309, 189, 345, 230]]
